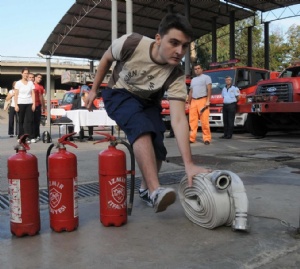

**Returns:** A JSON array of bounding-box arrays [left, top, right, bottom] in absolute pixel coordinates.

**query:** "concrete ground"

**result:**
[[0, 109, 300, 269]]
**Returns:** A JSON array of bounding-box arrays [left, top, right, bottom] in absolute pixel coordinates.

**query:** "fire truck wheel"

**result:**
[[246, 114, 267, 137]]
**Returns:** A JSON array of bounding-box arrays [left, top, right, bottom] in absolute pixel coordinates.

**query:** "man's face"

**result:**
[[155, 29, 191, 66], [28, 74, 34, 82], [225, 78, 232, 85], [194, 65, 203, 76], [35, 75, 42, 84]]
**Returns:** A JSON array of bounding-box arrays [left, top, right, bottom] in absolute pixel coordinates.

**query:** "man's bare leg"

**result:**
[[140, 160, 162, 190], [133, 133, 160, 194], [134, 134, 175, 212]]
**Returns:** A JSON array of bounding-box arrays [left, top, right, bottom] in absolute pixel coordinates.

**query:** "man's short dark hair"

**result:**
[[158, 13, 193, 39]]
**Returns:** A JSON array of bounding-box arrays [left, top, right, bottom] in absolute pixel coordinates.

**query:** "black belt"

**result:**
[[192, 96, 207, 100], [224, 102, 237, 105]]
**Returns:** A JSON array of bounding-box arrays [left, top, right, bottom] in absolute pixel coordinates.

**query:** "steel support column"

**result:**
[[89, 60, 94, 73], [247, 26, 253, 67], [264, 22, 270, 70], [229, 11, 235, 60], [184, 0, 191, 75], [46, 57, 51, 127], [212, 17, 217, 62], [126, 0, 133, 34], [111, 0, 118, 41]]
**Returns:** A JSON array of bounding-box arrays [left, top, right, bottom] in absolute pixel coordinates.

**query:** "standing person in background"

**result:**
[[188, 64, 212, 145], [28, 73, 35, 82], [6, 81, 18, 137], [220, 76, 240, 139], [33, 73, 45, 141], [86, 13, 210, 213], [14, 68, 36, 143], [70, 89, 96, 141]]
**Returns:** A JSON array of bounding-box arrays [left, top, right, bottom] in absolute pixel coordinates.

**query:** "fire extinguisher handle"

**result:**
[[58, 132, 78, 148], [93, 132, 117, 144], [16, 134, 30, 150]]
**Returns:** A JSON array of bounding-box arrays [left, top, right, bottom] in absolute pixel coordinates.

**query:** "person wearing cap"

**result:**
[[220, 76, 240, 139]]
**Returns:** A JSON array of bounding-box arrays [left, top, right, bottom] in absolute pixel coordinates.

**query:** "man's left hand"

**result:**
[[85, 91, 97, 111]]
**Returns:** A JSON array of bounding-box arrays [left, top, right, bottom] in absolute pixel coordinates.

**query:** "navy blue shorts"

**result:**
[[102, 88, 167, 161]]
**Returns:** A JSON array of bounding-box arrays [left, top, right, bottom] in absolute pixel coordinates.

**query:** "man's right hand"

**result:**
[[85, 91, 97, 111]]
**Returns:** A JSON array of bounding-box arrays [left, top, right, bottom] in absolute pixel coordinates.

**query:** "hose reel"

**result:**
[[178, 170, 250, 232]]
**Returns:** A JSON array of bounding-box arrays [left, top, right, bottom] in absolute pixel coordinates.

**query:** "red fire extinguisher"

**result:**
[[7, 134, 40, 237], [46, 132, 79, 232], [95, 133, 135, 227]]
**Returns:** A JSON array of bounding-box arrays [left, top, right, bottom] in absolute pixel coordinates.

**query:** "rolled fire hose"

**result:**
[[178, 170, 249, 231]]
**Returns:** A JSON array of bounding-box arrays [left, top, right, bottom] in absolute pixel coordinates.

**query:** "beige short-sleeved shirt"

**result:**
[[109, 33, 187, 102]]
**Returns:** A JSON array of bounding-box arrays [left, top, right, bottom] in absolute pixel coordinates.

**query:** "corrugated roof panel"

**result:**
[[40, 0, 300, 60]]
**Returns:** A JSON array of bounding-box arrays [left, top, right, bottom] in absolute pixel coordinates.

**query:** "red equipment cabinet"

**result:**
[[7, 135, 40, 236], [47, 133, 79, 232], [95, 133, 135, 227]]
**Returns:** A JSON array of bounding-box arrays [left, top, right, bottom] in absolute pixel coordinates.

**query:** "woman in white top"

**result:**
[[5, 81, 18, 137], [14, 68, 36, 143]]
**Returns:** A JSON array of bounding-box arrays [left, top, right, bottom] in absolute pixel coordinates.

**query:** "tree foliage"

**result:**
[[193, 16, 300, 71]]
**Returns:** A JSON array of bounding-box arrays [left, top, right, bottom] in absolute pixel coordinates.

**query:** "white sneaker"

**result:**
[[151, 187, 176, 213], [36, 136, 40, 141], [31, 139, 36, 143]]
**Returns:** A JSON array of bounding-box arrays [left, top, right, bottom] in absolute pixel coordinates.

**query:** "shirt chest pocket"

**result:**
[[229, 90, 236, 98]]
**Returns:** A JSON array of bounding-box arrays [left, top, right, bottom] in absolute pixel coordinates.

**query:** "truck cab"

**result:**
[[203, 59, 270, 129], [238, 61, 300, 136], [59, 85, 105, 111], [161, 76, 190, 130], [59, 70, 111, 111]]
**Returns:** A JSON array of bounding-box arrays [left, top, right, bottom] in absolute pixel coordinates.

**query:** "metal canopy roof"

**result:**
[[40, 0, 300, 60]]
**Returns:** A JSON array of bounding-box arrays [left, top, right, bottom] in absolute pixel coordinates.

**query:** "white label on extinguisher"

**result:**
[[73, 177, 78, 218], [49, 180, 67, 215], [8, 179, 22, 223], [107, 177, 127, 209]]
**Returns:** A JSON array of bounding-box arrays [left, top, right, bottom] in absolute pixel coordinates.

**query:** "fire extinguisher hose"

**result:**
[[120, 140, 135, 216], [46, 143, 55, 198], [46, 143, 55, 175]]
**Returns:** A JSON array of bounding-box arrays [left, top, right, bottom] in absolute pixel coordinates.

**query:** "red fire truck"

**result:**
[[203, 59, 271, 130], [59, 70, 110, 111], [161, 76, 191, 130], [237, 61, 300, 137]]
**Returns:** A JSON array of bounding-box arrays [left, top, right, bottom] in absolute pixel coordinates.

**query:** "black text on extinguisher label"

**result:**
[[8, 179, 22, 223], [108, 177, 126, 209]]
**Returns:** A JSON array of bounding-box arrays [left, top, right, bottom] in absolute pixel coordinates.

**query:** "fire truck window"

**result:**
[[254, 72, 267, 83], [62, 93, 75, 104], [282, 71, 292, 77], [237, 70, 250, 88], [293, 68, 300, 77], [237, 81, 249, 88]]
